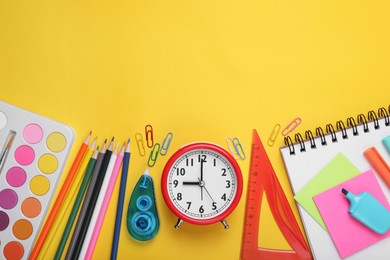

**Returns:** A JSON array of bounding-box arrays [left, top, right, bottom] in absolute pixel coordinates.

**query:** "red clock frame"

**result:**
[[161, 142, 243, 225]]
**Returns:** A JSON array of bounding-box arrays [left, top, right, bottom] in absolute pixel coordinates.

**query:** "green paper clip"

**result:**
[[147, 143, 160, 167]]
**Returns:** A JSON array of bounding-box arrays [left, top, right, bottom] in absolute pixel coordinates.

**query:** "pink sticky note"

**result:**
[[313, 170, 390, 258]]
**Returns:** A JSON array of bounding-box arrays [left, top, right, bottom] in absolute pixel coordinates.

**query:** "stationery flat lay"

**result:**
[[1, 1, 390, 259]]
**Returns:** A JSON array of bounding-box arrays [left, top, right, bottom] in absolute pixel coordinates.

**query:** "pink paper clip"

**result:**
[[282, 118, 302, 136], [145, 125, 154, 148]]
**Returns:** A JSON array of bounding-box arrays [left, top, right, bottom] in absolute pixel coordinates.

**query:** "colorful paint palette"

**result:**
[[0, 101, 74, 260]]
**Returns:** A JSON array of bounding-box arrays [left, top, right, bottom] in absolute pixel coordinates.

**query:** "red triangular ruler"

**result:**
[[240, 130, 312, 260]]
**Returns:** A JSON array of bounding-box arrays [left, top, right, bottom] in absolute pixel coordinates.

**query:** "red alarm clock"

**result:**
[[161, 142, 243, 228]]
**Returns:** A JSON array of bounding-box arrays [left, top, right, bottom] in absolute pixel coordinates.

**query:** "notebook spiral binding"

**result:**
[[284, 105, 390, 155]]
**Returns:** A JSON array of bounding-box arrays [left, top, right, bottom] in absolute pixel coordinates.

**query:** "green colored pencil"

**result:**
[[54, 147, 100, 260]]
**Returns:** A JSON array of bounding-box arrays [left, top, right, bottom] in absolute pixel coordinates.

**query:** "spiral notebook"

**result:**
[[280, 106, 390, 260]]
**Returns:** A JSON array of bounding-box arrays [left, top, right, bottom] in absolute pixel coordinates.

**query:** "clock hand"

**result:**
[[198, 178, 215, 202], [200, 159, 206, 200], [182, 181, 204, 200], [200, 158, 204, 182], [203, 185, 215, 202], [182, 181, 200, 185]]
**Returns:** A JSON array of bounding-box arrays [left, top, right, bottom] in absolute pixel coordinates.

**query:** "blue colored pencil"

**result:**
[[110, 139, 131, 260]]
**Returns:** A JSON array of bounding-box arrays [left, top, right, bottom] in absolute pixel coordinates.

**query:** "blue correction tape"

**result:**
[[127, 168, 160, 241]]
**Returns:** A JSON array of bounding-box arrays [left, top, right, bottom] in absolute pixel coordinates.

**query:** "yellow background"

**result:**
[[1, 1, 390, 259]]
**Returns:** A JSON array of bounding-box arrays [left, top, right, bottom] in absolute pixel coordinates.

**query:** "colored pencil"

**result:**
[[54, 146, 99, 260], [29, 132, 91, 260], [69, 137, 114, 259], [85, 143, 125, 260], [38, 139, 96, 259], [111, 139, 131, 260], [79, 143, 119, 259], [65, 140, 107, 260]]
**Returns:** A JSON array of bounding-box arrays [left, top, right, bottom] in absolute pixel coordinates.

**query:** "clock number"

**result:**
[[199, 205, 204, 213], [173, 180, 178, 188], [186, 158, 194, 166], [176, 168, 185, 176], [212, 202, 217, 210], [198, 154, 207, 162], [226, 180, 231, 188], [221, 193, 226, 201], [186, 202, 192, 209], [221, 168, 227, 176], [177, 193, 182, 201], [213, 159, 216, 166]]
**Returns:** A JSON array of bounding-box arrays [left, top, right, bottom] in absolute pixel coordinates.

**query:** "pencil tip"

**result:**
[[127, 138, 130, 144], [111, 137, 115, 141], [84, 131, 92, 143]]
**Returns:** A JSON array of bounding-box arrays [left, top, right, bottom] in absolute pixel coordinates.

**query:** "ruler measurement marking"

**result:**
[[241, 131, 310, 260]]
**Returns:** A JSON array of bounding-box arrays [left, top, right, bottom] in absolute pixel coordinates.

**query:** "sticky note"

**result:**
[[294, 153, 360, 229], [313, 170, 390, 258]]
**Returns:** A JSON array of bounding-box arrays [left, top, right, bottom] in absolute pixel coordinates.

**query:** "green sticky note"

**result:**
[[294, 153, 360, 230]]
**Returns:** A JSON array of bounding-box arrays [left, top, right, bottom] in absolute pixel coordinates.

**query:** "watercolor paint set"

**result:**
[[0, 101, 74, 259]]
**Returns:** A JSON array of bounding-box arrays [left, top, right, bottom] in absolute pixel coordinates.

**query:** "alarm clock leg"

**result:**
[[221, 220, 229, 229], [174, 218, 183, 229]]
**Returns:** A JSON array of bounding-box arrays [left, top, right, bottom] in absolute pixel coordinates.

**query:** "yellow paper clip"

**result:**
[[281, 117, 302, 136], [268, 124, 281, 146], [135, 133, 146, 157], [160, 132, 173, 156], [148, 143, 160, 167], [145, 124, 154, 148], [226, 137, 246, 160]]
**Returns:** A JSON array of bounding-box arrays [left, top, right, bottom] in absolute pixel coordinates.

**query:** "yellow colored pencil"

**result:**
[[38, 138, 97, 259]]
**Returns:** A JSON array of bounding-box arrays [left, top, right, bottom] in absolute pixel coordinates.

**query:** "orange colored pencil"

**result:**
[[29, 132, 91, 260]]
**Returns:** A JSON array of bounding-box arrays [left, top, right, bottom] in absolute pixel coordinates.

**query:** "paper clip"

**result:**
[[135, 133, 146, 157], [160, 132, 173, 156], [148, 143, 160, 167], [226, 137, 246, 160], [268, 124, 281, 146], [281, 117, 302, 136], [145, 125, 154, 148]]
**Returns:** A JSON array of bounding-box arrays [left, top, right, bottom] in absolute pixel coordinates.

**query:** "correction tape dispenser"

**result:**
[[127, 168, 160, 241]]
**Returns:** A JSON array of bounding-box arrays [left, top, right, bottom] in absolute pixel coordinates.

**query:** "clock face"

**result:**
[[162, 143, 243, 225]]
